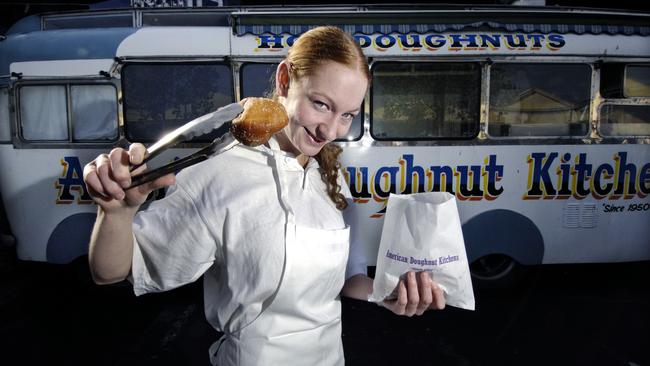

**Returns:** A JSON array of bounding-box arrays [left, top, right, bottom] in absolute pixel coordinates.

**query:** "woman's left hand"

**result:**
[[382, 271, 446, 316]]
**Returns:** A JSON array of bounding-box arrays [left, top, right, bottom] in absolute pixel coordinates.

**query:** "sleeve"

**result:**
[[339, 171, 368, 280], [129, 183, 219, 296]]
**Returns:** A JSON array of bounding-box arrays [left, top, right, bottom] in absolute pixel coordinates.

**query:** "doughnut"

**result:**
[[230, 97, 289, 146]]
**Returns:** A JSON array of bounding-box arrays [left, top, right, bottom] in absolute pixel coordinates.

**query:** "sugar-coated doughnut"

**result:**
[[230, 98, 289, 146]]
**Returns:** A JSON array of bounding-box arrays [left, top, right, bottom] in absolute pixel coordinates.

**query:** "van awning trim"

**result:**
[[233, 22, 650, 37]]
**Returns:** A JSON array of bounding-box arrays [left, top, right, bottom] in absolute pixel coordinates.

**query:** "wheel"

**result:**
[[471, 254, 517, 281], [470, 254, 532, 291]]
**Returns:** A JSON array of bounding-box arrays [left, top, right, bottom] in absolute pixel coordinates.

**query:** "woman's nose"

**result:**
[[318, 119, 339, 142]]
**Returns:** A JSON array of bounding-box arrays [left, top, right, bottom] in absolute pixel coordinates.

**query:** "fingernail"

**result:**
[[121, 180, 130, 188]]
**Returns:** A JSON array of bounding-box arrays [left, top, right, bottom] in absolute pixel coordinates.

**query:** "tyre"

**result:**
[[470, 254, 535, 291]]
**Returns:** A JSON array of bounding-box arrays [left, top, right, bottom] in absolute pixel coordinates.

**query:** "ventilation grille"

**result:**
[[563, 203, 598, 228]]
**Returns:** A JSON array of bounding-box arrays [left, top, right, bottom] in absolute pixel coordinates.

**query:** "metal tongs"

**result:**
[[128, 102, 244, 189]]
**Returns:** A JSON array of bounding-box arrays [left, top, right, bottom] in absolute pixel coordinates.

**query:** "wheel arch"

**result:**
[[462, 209, 544, 266], [46, 212, 96, 264]]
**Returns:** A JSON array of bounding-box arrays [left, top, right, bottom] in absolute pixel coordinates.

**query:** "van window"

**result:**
[[122, 63, 234, 142], [0, 88, 10, 142], [600, 105, 650, 136], [142, 11, 229, 27], [240, 63, 277, 99], [240, 62, 363, 141], [338, 113, 363, 141], [44, 13, 133, 30], [371, 62, 480, 139], [488, 63, 591, 137], [71, 85, 118, 141], [20, 85, 68, 141], [625, 65, 650, 97]]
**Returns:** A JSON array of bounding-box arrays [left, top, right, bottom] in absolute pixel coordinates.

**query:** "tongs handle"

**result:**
[[127, 134, 238, 189], [129, 103, 243, 173], [128, 144, 212, 189], [128, 155, 205, 189], [129, 136, 181, 174]]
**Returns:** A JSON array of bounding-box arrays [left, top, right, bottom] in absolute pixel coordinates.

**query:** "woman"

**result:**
[[84, 26, 445, 365]]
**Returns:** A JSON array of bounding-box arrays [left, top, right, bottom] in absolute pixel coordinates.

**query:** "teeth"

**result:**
[[305, 128, 322, 143]]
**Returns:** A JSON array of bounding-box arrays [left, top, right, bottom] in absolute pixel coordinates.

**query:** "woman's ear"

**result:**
[[275, 60, 290, 97]]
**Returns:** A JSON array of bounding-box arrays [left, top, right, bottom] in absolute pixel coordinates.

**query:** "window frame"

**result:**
[[598, 102, 650, 137], [623, 64, 650, 98], [369, 60, 482, 142], [15, 80, 120, 146], [141, 10, 230, 27], [238, 61, 278, 100], [485, 61, 593, 140], [597, 62, 650, 138], [43, 12, 134, 30], [120, 60, 235, 144], [0, 87, 11, 144]]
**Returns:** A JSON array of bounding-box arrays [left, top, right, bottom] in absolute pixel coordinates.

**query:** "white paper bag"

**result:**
[[368, 192, 475, 310]]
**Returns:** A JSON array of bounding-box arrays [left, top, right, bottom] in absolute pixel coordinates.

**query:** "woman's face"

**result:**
[[277, 60, 368, 157]]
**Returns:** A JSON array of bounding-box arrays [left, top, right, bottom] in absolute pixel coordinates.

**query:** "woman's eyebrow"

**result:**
[[310, 91, 333, 105]]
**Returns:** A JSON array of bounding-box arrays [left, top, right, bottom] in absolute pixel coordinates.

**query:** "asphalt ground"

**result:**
[[0, 246, 648, 366]]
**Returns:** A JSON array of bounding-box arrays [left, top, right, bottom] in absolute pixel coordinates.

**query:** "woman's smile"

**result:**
[[304, 127, 326, 145]]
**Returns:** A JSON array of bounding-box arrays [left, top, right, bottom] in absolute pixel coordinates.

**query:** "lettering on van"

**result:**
[[256, 33, 566, 52], [56, 156, 93, 204], [345, 154, 504, 217], [524, 152, 650, 200]]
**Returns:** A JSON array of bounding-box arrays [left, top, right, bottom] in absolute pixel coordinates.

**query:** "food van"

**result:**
[[0, 1, 648, 283]]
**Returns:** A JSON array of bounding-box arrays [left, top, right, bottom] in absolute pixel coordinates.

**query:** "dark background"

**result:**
[[1, 252, 648, 365]]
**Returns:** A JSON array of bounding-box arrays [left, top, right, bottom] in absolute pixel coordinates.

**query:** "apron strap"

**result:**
[[267, 136, 296, 221], [246, 136, 296, 325], [209, 334, 226, 366], [214, 135, 293, 359], [267, 135, 281, 151]]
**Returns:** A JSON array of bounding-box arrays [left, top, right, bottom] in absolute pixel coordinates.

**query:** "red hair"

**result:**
[[274, 26, 369, 210]]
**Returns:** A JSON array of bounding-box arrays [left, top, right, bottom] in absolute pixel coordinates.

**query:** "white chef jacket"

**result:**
[[129, 138, 367, 364]]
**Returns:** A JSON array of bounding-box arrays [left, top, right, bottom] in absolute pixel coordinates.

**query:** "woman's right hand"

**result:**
[[83, 143, 176, 214]]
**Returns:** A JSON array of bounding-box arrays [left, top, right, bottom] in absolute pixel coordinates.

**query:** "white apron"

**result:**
[[210, 140, 350, 366]]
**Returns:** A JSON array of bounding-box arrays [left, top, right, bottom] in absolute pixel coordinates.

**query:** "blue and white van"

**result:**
[[1, 1, 648, 283]]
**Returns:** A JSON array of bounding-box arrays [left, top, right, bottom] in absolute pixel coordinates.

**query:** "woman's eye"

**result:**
[[313, 100, 329, 111], [342, 113, 355, 123]]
